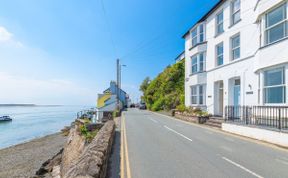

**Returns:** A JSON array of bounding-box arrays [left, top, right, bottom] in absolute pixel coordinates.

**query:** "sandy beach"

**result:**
[[0, 133, 66, 178]]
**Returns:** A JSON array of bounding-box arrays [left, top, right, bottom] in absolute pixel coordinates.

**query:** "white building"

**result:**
[[184, 0, 288, 117]]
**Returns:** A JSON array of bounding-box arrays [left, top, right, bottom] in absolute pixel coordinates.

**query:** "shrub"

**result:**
[[79, 124, 98, 143], [176, 104, 186, 113]]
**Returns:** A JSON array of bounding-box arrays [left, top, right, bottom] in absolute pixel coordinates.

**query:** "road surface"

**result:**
[[121, 109, 288, 178]]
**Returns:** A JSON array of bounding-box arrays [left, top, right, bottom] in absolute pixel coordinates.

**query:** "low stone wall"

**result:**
[[63, 120, 115, 178], [34, 120, 115, 178], [222, 123, 288, 148], [174, 113, 207, 124]]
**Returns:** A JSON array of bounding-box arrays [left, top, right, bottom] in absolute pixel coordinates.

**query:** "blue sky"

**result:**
[[0, 0, 219, 105]]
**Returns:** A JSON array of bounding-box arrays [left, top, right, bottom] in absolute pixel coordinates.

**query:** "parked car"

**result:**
[[130, 104, 136, 108], [139, 103, 147, 110]]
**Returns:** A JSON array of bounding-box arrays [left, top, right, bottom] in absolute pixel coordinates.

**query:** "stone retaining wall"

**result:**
[[35, 120, 115, 178], [63, 120, 115, 178]]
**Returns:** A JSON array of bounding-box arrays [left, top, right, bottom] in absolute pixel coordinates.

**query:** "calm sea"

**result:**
[[0, 105, 91, 149]]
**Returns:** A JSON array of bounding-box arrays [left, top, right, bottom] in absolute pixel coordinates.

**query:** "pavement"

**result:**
[[120, 109, 288, 178]]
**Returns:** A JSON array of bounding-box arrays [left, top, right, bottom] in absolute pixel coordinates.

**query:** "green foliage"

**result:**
[[140, 77, 150, 93], [79, 124, 98, 143], [141, 60, 185, 111], [176, 104, 186, 113], [113, 110, 121, 118]]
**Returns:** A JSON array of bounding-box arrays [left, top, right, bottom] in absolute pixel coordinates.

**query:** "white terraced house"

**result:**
[[183, 0, 288, 117]]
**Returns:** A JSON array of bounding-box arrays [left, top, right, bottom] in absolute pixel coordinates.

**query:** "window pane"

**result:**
[[192, 29, 197, 37], [199, 33, 204, 42], [199, 96, 204, 105], [217, 12, 223, 23], [217, 23, 224, 34], [233, 0, 240, 12], [264, 86, 285, 103], [233, 48, 240, 60], [267, 23, 285, 43], [192, 65, 197, 73], [217, 44, 223, 54], [192, 38, 197, 46], [199, 24, 204, 33], [199, 53, 204, 71], [191, 87, 197, 95], [217, 55, 223, 66], [233, 11, 240, 24], [192, 96, 197, 104], [232, 35, 240, 48], [264, 68, 284, 86], [192, 56, 197, 73], [199, 85, 203, 94], [266, 5, 286, 27]]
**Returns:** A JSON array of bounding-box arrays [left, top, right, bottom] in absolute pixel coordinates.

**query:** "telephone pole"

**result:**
[[116, 59, 120, 110]]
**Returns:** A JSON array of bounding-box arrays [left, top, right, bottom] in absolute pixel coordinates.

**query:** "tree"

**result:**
[[139, 77, 150, 93], [140, 60, 185, 111]]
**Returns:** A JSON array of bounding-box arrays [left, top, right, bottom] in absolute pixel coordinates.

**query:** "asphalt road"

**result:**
[[122, 109, 288, 178]]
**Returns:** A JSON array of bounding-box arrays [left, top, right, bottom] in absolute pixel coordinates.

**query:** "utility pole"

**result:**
[[116, 59, 120, 110]]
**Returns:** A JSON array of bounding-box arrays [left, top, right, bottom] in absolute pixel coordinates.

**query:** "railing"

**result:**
[[77, 108, 113, 123], [225, 106, 288, 132]]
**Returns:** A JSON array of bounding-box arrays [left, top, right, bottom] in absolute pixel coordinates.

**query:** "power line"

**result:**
[[99, 0, 118, 57]]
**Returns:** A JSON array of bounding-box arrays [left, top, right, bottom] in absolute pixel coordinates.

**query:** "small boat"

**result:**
[[0, 116, 12, 122]]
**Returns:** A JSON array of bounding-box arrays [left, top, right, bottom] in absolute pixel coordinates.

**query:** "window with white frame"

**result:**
[[216, 42, 224, 66], [264, 3, 288, 45], [191, 52, 206, 74], [192, 55, 198, 74], [191, 85, 205, 105], [231, 34, 240, 60], [231, 0, 241, 25], [199, 85, 204, 105], [216, 11, 224, 35], [191, 24, 205, 47], [264, 67, 286, 104], [191, 86, 198, 104]]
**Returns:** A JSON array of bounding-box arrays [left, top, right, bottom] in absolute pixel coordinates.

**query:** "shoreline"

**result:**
[[0, 133, 67, 178], [0, 131, 63, 150]]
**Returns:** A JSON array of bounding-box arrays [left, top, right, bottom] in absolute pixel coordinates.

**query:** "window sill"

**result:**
[[190, 104, 207, 107], [189, 41, 207, 51], [260, 36, 288, 50], [214, 32, 224, 38], [189, 71, 206, 76], [228, 19, 241, 29]]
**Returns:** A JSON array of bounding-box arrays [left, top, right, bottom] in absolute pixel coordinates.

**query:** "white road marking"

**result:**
[[276, 158, 288, 165], [164, 125, 193, 142], [222, 157, 263, 178], [149, 118, 158, 123]]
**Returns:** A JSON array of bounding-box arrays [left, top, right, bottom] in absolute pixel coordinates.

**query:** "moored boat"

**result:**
[[0, 116, 12, 122]]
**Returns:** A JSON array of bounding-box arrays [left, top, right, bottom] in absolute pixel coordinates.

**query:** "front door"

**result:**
[[233, 79, 241, 118], [219, 81, 224, 116]]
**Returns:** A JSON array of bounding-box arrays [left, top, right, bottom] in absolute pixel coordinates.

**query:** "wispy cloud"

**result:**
[[0, 26, 23, 47], [0, 72, 97, 105]]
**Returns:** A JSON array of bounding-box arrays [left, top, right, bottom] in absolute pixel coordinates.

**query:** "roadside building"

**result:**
[[175, 51, 185, 63], [97, 81, 129, 111], [183, 0, 288, 117]]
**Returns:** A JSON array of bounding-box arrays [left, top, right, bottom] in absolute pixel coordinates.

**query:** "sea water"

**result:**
[[0, 105, 91, 149]]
